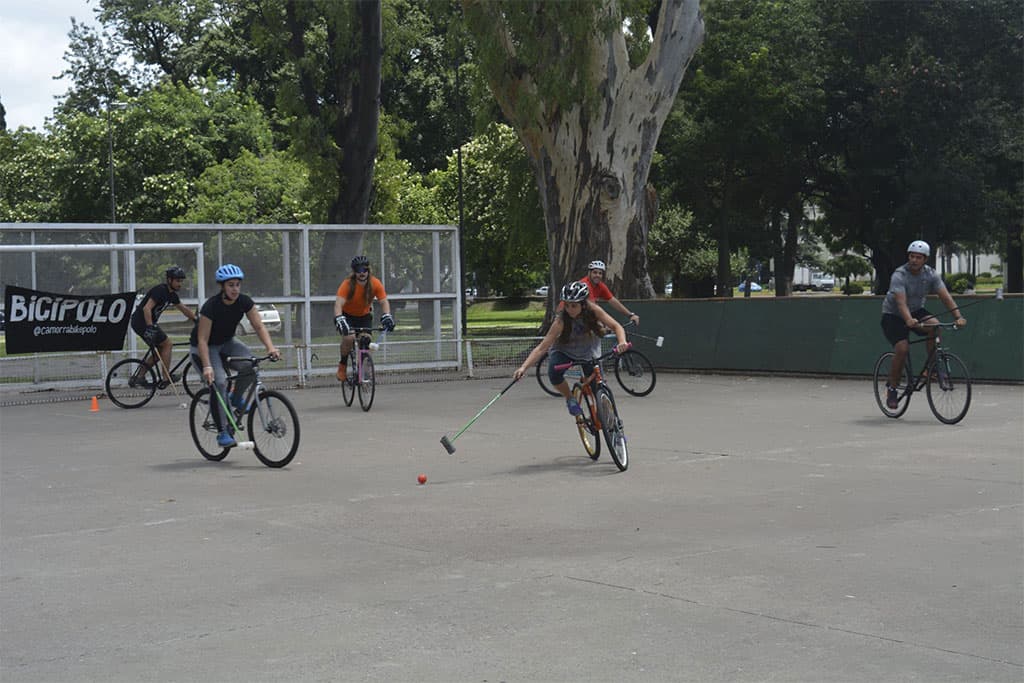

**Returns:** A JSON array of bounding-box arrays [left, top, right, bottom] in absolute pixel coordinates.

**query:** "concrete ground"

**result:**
[[1, 373, 1022, 682]]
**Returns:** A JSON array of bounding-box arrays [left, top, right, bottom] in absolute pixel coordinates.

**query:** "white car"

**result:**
[[238, 303, 282, 335], [534, 285, 549, 296]]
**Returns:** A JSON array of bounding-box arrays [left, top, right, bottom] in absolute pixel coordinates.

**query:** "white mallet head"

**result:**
[[236, 440, 255, 451], [656, 336, 664, 347]]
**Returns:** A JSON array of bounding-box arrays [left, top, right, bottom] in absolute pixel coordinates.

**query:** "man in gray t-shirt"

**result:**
[[879, 240, 966, 409]]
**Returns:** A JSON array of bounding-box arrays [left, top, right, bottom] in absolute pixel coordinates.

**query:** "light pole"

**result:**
[[106, 100, 116, 223]]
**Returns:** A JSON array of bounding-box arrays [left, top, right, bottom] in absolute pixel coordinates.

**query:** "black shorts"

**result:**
[[131, 319, 168, 346], [344, 313, 374, 333], [880, 308, 931, 346]]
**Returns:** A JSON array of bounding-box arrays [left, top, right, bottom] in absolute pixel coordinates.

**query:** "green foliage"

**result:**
[[943, 272, 976, 294], [432, 123, 546, 295], [841, 281, 865, 295], [825, 253, 872, 281]]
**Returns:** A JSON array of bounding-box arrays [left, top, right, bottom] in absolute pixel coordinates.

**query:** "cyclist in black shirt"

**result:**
[[130, 266, 197, 386], [190, 264, 280, 447]]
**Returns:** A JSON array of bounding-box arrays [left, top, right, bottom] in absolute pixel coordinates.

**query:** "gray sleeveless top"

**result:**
[[551, 317, 602, 359]]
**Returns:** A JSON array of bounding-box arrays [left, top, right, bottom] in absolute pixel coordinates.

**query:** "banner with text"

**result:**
[[3, 285, 134, 354]]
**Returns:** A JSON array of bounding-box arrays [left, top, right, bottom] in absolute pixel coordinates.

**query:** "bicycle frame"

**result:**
[[904, 324, 953, 394], [138, 341, 193, 379]]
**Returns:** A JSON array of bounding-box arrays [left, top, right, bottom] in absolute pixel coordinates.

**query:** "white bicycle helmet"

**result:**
[[588, 260, 606, 272], [561, 281, 590, 302], [907, 240, 930, 257]]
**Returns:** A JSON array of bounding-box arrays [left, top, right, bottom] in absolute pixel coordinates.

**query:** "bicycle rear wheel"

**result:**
[[249, 389, 300, 467], [926, 351, 971, 425], [596, 387, 628, 471], [106, 358, 158, 409], [358, 355, 376, 411], [873, 352, 913, 418], [614, 350, 656, 397], [572, 384, 600, 459], [189, 387, 229, 461], [536, 353, 560, 397], [341, 353, 356, 406]]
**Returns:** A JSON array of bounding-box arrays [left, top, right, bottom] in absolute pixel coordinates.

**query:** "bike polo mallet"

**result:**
[[208, 377, 255, 451], [440, 377, 520, 454], [623, 321, 664, 347], [155, 353, 187, 410]]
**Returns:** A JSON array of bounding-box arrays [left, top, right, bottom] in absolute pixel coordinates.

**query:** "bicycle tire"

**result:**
[[358, 355, 376, 412], [249, 389, 300, 468], [571, 384, 600, 459], [596, 387, 628, 471], [181, 361, 197, 399], [106, 358, 158, 409], [873, 352, 913, 419], [341, 352, 356, 406], [926, 351, 971, 425], [189, 387, 229, 461], [536, 353, 560, 397], [614, 349, 656, 397]]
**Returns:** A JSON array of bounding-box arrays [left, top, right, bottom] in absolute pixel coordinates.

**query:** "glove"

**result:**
[[142, 324, 160, 344], [380, 313, 395, 332], [334, 314, 350, 335]]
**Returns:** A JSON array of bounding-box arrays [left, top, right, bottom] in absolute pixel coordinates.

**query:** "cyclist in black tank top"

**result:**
[[130, 266, 197, 384]]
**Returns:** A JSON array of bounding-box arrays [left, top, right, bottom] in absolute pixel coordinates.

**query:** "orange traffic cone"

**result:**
[[90, 396, 100, 412]]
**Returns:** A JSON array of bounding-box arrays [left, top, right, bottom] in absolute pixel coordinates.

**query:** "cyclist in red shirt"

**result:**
[[579, 260, 639, 326]]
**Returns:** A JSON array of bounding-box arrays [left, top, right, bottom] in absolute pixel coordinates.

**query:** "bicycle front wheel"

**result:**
[[536, 353, 560, 397], [249, 389, 300, 467], [873, 352, 913, 418], [358, 355, 376, 411], [181, 361, 197, 399], [614, 350, 656, 397], [926, 351, 971, 425], [189, 387, 229, 461], [572, 384, 600, 459], [596, 387, 628, 471], [106, 358, 158, 409], [341, 353, 356, 406]]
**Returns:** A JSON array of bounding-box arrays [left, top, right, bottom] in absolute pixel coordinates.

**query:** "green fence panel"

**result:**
[[622, 294, 1022, 382]]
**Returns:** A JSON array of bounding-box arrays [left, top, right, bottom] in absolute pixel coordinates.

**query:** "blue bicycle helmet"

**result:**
[[215, 263, 245, 282]]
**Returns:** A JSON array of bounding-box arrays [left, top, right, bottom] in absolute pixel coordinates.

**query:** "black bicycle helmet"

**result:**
[[560, 281, 590, 302], [351, 255, 370, 270], [165, 265, 186, 279]]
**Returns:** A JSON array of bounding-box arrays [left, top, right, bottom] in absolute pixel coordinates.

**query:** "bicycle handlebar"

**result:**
[[552, 343, 632, 372], [350, 327, 386, 333], [225, 354, 280, 365]]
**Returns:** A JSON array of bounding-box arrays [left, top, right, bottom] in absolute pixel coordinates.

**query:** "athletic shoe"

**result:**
[[886, 385, 899, 410], [216, 430, 237, 448], [336, 362, 347, 382], [566, 397, 582, 416]]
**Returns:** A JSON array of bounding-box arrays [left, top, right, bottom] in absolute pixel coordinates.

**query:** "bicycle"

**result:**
[[341, 327, 384, 412], [872, 322, 972, 424], [555, 347, 630, 471], [537, 323, 656, 398], [189, 355, 300, 468], [105, 341, 197, 409]]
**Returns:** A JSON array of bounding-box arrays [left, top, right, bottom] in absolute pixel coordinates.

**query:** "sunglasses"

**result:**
[[354, 267, 369, 273]]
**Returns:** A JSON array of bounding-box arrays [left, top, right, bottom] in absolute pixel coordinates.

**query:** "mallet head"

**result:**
[[440, 435, 456, 454], [656, 336, 664, 347]]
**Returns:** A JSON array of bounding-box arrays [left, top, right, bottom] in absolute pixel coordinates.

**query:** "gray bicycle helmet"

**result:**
[[215, 263, 244, 282], [165, 265, 186, 279], [907, 240, 930, 257], [351, 255, 370, 270], [561, 281, 590, 302]]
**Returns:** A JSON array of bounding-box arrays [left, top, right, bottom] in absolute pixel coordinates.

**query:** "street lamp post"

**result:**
[[106, 100, 116, 223]]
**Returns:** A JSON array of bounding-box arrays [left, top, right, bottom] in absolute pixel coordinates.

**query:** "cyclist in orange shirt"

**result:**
[[334, 255, 395, 381]]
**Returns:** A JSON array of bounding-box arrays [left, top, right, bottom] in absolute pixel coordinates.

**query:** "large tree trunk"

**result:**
[[464, 0, 703, 300]]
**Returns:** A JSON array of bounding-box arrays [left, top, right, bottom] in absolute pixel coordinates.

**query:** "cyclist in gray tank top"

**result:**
[[515, 281, 628, 417], [879, 240, 966, 410]]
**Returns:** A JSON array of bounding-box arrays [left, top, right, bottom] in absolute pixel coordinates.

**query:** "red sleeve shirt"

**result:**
[[580, 276, 614, 301]]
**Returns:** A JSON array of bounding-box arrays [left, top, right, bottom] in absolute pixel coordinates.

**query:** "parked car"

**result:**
[[237, 303, 282, 335], [738, 281, 763, 292], [534, 285, 549, 296]]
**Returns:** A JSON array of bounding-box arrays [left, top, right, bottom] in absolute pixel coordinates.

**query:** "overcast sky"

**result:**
[[1, 0, 97, 131]]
